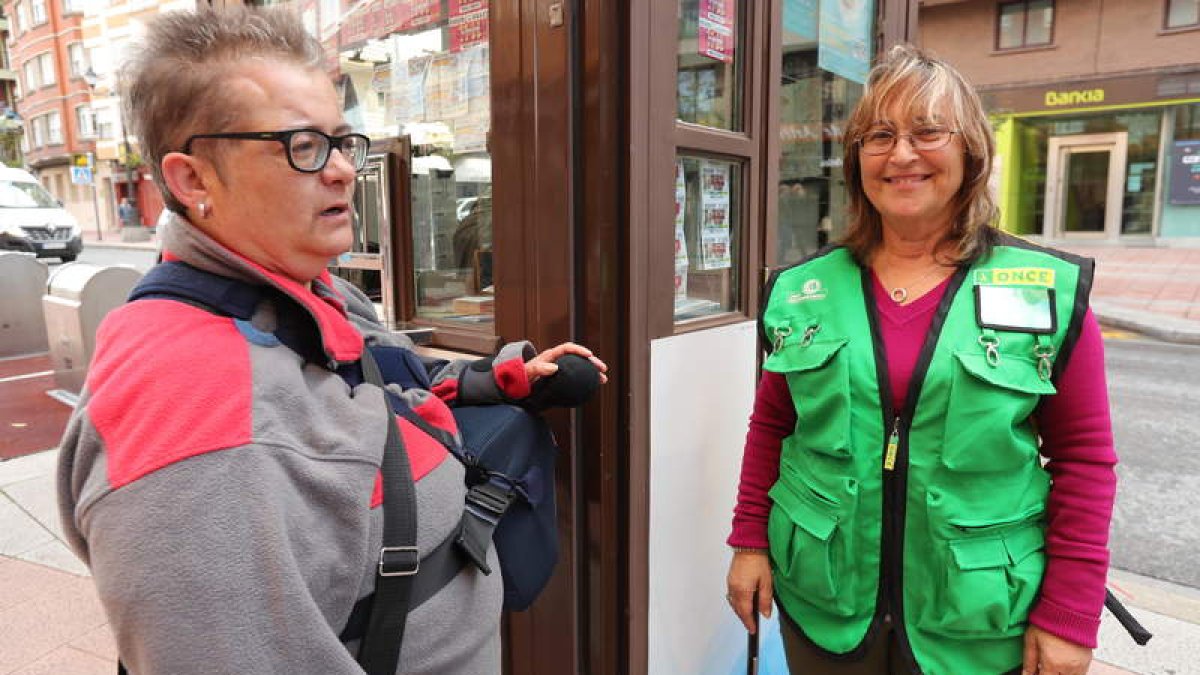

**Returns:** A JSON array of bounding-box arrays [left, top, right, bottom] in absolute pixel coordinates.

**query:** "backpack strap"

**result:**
[[356, 348, 420, 675], [121, 262, 425, 675], [379, 390, 516, 575]]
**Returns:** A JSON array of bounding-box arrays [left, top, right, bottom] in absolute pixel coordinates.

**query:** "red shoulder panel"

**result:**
[[87, 300, 253, 489]]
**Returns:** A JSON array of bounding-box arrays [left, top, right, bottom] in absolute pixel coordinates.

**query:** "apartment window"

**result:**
[[39, 53, 56, 87], [31, 115, 47, 147], [997, 0, 1054, 50], [15, 2, 29, 34], [68, 44, 87, 79], [96, 107, 115, 139], [63, 0, 87, 14], [1166, 0, 1200, 29], [31, 0, 48, 26], [76, 105, 95, 138], [23, 61, 39, 91], [47, 111, 62, 145]]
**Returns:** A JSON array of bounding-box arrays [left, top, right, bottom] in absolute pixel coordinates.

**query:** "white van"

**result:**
[[0, 165, 83, 262]]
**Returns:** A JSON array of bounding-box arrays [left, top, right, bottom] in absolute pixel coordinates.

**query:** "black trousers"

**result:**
[[778, 611, 1025, 675], [779, 611, 906, 674]]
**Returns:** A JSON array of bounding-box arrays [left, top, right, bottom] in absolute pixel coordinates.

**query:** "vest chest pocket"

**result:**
[[767, 467, 860, 617], [941, 350, 1056, 473], [920, 518, 1045, 639], [765, 338, 851, 458]]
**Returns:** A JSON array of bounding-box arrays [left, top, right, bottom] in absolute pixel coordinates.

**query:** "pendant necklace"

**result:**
[[887, 265, 945, 304]]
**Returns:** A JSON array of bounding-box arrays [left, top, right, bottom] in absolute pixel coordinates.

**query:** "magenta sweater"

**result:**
[[728, 273, 1117, 648]]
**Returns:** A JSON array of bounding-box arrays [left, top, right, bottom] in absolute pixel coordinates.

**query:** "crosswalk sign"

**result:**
[[70, 166, 93, 185]]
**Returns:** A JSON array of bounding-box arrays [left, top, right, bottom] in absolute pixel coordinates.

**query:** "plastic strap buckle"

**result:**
[[378, 546, 420, 577], [465, 482, 516, 523]]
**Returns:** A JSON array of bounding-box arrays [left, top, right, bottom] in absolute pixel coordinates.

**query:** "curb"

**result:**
[[81, 239, 157, 252], [1092, 302, 1200, 345]]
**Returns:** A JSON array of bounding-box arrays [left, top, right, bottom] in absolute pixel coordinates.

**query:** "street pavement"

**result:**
[[1, 235, 1198, 673]]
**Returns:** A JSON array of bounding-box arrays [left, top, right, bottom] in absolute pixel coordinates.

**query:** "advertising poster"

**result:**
[[817, 0, 874, 84], [449, 0, 489, 52], [1169, 140, 1200, 205], [674, 161, 689, 301], [398, 0, 443, 32], [699, 161, 732, 270], [698, 0, 735, 64], [784, 0, 819, 41], [426, 53, 469, 121], [391, 54, 430, 126]]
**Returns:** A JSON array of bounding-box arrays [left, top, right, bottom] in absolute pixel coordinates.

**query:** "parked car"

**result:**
[[0, 165, 83, 262]]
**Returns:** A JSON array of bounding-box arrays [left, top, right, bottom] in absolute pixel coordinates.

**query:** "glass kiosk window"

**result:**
[[323, 1, 495, 333]]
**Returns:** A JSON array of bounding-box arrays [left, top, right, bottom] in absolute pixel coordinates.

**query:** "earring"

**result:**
[[197, 201, 210, 219]]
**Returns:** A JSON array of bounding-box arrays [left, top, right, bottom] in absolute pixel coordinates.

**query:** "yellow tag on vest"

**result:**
[[973, 268, 1055, 287]]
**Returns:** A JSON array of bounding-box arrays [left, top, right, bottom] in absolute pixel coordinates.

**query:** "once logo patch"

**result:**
[[788, 278, 827, 303]]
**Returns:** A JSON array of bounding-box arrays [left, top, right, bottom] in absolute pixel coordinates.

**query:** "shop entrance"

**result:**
[[1043, 132, 1128, 240]]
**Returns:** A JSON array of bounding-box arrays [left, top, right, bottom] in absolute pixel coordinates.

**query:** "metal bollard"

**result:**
[[43, 263, 142, 395], [0, 252, 50, 357]]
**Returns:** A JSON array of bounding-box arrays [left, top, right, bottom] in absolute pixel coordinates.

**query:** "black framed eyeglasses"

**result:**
[[182, 128, 371, 173], [858, 127, 959, 156]]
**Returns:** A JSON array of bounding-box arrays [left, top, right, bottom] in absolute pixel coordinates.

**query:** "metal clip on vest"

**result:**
[[800, 323, 820, 347], [1033, 338, 1055, 381], [978, 331, 1001, 366], [773, 325, 792, 352]]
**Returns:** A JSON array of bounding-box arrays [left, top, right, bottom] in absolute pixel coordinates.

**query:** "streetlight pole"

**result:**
[[81, 69, 103, 241]]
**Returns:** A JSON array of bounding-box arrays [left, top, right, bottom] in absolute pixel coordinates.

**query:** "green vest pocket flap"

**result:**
[[949, 537, 1008, 570], [768, 478, 838, 541], [764, 338, 848, 374], [1003, 524, 1045, 565], [953, 351, 1057, 395]]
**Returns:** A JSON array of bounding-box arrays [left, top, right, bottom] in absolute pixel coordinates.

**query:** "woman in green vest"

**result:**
[[725, 45, 1117, 675]]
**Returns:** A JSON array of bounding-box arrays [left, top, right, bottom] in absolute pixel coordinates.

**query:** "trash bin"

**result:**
[[43, 263, 142, 394], [0, 252, 49, 357]]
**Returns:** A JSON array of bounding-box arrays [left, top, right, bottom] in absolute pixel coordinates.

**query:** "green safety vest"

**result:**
[[760, 234, 1093, 675]]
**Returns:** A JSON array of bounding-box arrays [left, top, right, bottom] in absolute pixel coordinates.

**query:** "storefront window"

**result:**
[[774, 1, 867, 266], [1010, 109, 1161, 236], [292, 0, 494, 330], [676, 0, 744, 131], [673, 156, 741, 321]]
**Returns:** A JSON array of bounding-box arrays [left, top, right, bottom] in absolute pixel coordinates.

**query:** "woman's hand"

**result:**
[[1022, 625, 1092, 675], [726, 550, 773, 633], [524, 342, 608, 385]]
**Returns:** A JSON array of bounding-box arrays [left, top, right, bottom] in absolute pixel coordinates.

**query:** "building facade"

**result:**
[[0, 13, 22, 166], [4, 0, 97, 227], [921, 0, 1200, 245], [3, 0, 195, 235]]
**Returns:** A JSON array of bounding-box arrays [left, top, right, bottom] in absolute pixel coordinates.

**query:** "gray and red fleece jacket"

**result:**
[[57, 215, 535, 674]]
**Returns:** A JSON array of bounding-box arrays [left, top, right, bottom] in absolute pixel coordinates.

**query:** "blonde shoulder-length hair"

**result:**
[[841, 44, 999, 265]]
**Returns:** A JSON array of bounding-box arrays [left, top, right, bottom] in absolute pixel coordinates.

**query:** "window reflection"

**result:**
[[321, 2, 494, 328], [775, 25, 862, 265], [676, 0, 743, 131]]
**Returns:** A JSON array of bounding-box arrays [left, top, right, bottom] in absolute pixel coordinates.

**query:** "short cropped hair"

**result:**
[[841, 44, 998, 265], [122, 6, 323, 214]]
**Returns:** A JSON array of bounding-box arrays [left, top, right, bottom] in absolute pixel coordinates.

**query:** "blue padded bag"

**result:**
[[452, 404, 558, 612], [368, 343, 561, 612]]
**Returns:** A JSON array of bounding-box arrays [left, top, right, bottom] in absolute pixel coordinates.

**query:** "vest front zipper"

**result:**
[[884, 417, 901, 471]]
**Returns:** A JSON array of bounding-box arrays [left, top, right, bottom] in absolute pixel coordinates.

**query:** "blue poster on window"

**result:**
[[1169, 140, 1200, 205], [817, 0, 874, 84], [784, 0, 819, 41]]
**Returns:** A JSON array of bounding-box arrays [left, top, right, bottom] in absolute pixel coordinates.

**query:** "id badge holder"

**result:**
[[974, 284, 1057, 335]]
